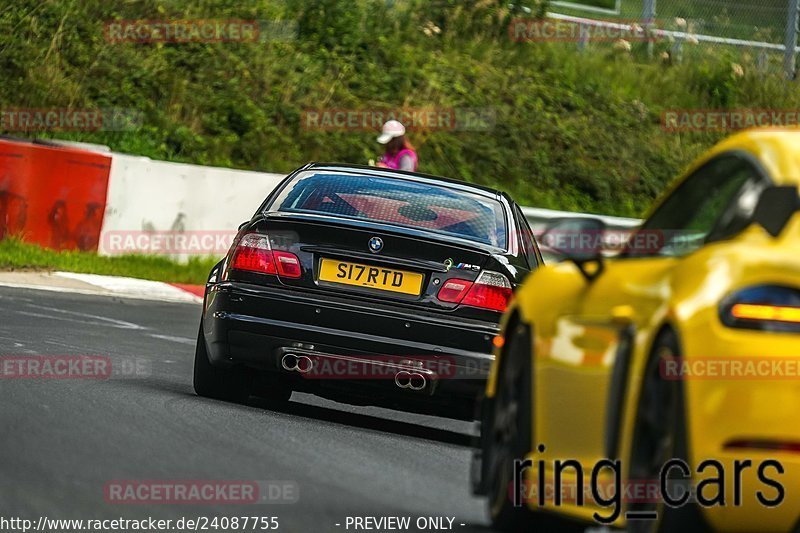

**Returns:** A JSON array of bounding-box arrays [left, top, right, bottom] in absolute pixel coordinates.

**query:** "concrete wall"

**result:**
[[98, 154, 285, 259]]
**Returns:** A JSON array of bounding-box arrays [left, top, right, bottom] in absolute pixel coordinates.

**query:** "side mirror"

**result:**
[[539, 217, 607, 281], [754, 186, 799, 237]]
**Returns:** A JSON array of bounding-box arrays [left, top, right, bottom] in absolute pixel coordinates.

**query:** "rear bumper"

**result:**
[[202, 281, 498, 417], [680, 323, 800, 532], [685, 367, 800, 532]]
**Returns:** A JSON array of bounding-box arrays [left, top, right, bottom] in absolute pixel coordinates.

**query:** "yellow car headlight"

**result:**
[[720, 285, 800, 333]]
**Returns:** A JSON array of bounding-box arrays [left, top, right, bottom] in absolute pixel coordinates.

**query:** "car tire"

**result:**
[[627, 328, 709, 533], [483, 320, 539, 531], [193, 324, 251, 404]]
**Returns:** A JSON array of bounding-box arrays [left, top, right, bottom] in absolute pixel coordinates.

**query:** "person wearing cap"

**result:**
[[376, 120, 418, 172]]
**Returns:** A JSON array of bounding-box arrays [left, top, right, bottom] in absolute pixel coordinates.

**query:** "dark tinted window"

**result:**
[[631, 155, 767, 257], [269, 172, 507, 248]]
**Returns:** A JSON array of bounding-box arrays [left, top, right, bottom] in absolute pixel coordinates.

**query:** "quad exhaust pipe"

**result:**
[[281, 353, 313, 374], [281, 351, 428, 391], [394, 370, 427, 391]]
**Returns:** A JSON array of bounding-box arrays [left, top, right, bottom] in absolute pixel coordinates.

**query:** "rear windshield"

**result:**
[[268, 172, 507, 248]]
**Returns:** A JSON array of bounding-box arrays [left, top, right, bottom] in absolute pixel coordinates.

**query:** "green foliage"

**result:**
[[0, 0, 796, 217]]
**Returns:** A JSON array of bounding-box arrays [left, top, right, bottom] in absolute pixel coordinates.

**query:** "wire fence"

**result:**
[[541, 0, 800, 78]]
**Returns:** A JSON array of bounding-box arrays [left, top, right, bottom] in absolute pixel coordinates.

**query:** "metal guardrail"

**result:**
[[521, 206, 641, 231], [545, 7, 800, 78], [547, 12, 800, 52]]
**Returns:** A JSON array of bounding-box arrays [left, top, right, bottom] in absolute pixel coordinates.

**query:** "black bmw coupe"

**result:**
[[194, 163, 543, 419]]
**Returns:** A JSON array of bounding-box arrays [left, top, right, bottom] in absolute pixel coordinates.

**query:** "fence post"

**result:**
[[757, 49, 769, 75], [642, 0, 657, 57], [578, 23, 590, 51], [672, 38, 683, 62], [785, 0, 800, 79]]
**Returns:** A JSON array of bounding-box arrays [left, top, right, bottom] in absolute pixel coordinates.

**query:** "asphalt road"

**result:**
[[0, 286, 493, 533]]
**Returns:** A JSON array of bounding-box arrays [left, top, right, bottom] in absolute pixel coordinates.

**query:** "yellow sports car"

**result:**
[[473, 129, 800, 533]]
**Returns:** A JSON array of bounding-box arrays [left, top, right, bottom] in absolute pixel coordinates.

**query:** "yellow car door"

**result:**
[[536, 255, 675, 471]]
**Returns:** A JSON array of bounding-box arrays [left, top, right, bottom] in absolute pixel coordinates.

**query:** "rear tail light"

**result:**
[[437, 279, 473, 303], [437, 271, 512, 312], [231, 233, 301, 279], [731, 304, 800, 323], [721, 285, 800, 332], [463, 271, 513, 312], [274, 251, 302, 278], [231, 234, 275, 274]]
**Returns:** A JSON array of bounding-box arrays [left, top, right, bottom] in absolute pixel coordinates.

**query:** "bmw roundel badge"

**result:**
[[368, 236, 384, 253]]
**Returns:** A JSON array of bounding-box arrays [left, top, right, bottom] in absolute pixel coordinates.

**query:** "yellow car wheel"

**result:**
[[628, 329, 707, 533], [483, 320, 538, 531]]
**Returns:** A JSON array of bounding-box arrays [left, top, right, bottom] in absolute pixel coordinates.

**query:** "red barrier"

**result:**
[[0, 139, 111, 251]]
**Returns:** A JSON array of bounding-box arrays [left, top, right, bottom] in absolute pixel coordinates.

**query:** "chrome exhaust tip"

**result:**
[[281, 353, 298, 372], [395, 371, 410, 388], [281, 353, 314, 374], [409, 373, 426, 391], [395, 370, 426, 390], [296, 355, 313, 374], [281, 353, 313, 373]]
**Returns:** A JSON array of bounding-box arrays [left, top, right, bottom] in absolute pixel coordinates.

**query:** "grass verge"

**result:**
[[0, 239, 218, 285]]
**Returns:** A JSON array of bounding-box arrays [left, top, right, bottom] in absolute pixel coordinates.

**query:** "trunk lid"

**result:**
[[247, 214, 502, 313]]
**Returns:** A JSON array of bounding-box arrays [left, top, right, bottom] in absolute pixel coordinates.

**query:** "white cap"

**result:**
[[377, 120, 406, 144]]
